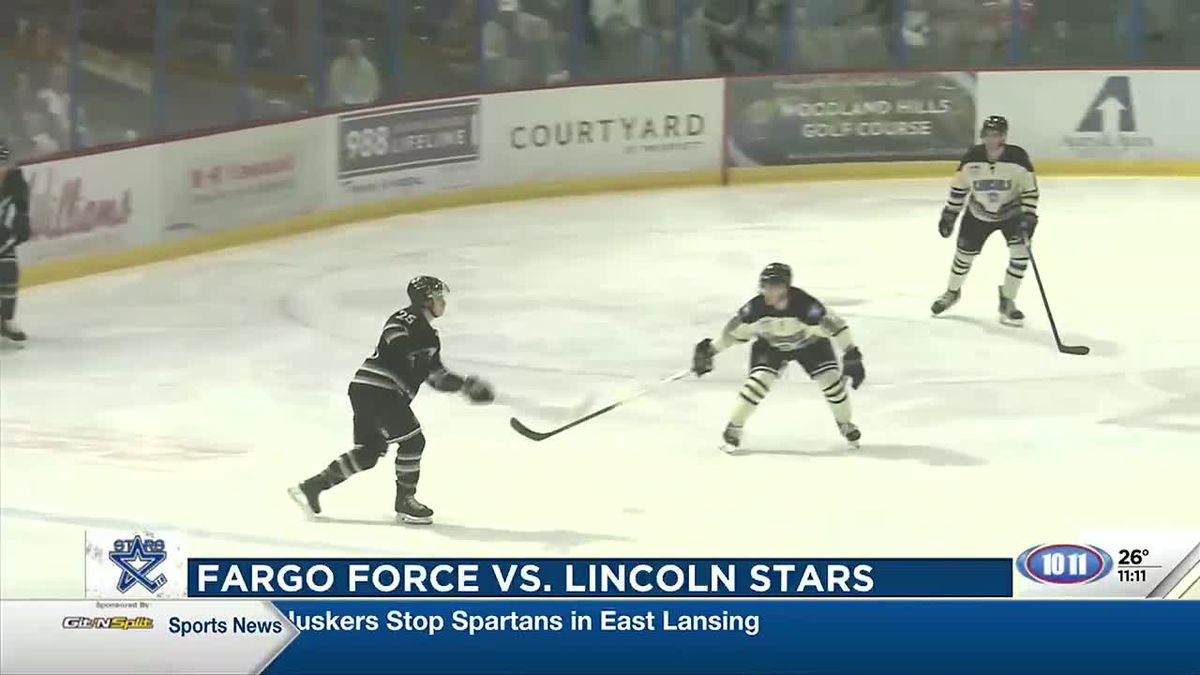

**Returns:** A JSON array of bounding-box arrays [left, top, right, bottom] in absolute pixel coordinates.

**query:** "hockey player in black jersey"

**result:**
[[288, 276, 495, 524], [0, 140, 31, 343], [691, 263, 865, 451], [932, 115, 1039, 326]]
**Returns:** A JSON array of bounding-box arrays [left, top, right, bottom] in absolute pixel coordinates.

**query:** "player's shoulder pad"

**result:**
[[790, 288, 826, 325], [389, 308, 421, 329], [1001, 144, 1035, 171], [957, 144, 987, 168], [736, 296, 767, 323]]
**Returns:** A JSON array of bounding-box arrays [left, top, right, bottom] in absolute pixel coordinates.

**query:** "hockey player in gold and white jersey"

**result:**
[[931, 115, 1039, 326], [691, 263, 865, 452]]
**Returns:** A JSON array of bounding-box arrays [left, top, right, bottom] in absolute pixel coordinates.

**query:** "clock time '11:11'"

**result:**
[[1117, 568, 1147, 583]]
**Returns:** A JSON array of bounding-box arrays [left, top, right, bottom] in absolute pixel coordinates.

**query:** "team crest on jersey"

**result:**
[[973, 179, 1012, 192]]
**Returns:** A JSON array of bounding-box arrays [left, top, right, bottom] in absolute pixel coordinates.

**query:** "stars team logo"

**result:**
[[108, 535, 169, 593]]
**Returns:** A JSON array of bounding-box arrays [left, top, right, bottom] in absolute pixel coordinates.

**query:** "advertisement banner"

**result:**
[[19, 145, 161, 264], [482, 79, 723, 184], [332, 97, 482, 206], [162, 120, 323, 236], [978, 71, 1200, 161], [727, 72, 977, 166]]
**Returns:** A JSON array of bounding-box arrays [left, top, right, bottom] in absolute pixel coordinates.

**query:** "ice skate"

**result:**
[[838, 422, 861, 449], [395, 495, 433, 525], [0, 319, 26, 342], [997, 286, 1025, 327], [287, 480, 323, 517], [719, 423, 743, 454], [930, 289, 960, 316]]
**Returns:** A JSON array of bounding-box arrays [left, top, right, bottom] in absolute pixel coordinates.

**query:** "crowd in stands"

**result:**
[[3, 0, 1199, 159]]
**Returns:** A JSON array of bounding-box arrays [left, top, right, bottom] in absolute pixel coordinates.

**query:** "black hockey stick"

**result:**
[[1024, 235, 1090, 356], [509, 369, 693, 441]]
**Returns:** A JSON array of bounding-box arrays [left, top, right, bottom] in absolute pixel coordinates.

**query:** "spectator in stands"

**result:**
[[1025, 0, 1120, 65], [525, 0, 574, 83], [38, 63, 91, 150], [483, 0, 561, 87], [8, 72, 62, 158], [642, 0, 682, 74], [968, 0, 1035, 65], [794, 0, 851, 69], [430, 0, 483, 94], [702, 0, 772, 74], [591, 0, 651, 78], [250, 4, 292, 71], [328, 38, 382, 106], [700, 0, 772, 73]]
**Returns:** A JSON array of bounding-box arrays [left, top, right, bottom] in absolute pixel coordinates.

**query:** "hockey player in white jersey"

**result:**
[[931, 115, 1039, 326], [691, 263, 865, 452]]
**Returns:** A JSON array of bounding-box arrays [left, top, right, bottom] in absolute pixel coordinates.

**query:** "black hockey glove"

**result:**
[[462, 375, 495, 404], [938, 208, 958, 238], [842, 347, 865, 389], [692, 339, 715, 377], [1019, 212, 1038, 238]]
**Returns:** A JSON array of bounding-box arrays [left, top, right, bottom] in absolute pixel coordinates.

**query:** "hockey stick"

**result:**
[[1024, 235, 1090, 356], [509, 369, 693, 441]]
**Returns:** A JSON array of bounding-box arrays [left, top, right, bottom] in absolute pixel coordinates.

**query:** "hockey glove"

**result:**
[[842, 347, 865, 389], [462, 375, 495, 404], [1019, 212, 1038, 237], [428, 368, 465, 393], [938, 208, 958, 238], [692, 339, 715, 377]]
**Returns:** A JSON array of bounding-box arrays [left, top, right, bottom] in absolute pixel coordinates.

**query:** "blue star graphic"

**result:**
[[108, 536, 168, 593]]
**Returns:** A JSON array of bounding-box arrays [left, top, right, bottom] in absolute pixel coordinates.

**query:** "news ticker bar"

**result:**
[[84, 530, 1200, 600], [3, 599, 1197, 675], [185, 558, 1014, 598]]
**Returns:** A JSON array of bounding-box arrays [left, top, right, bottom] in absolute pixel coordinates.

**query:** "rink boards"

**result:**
[[16, 68, 1200, 284]]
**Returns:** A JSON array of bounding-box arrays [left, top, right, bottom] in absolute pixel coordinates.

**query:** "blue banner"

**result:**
[[187, 558, 1012, 598], [264, 599, 1200, 674]]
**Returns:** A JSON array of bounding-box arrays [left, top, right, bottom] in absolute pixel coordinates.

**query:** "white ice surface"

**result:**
[[2, 178, 1197, 597]]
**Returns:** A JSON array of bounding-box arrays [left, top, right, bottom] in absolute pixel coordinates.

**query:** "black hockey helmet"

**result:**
[[407, 275, 449, 307], [980, 115, 1009, 137], [759, 262, 792, 287]]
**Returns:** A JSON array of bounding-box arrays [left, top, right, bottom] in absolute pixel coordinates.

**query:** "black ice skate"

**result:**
[[287, 480, 324, 517], [838, 422, 861, 449], [719, 423, 743, 454], [997, 287, 1025, 327], [0, 319, 26, 342], [395, 495, 433, 525], [930, 289, 960, 316]]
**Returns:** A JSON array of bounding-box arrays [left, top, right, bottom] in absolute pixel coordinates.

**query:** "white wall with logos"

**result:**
[[978, 71, 1200, 161], [482, 79, 725, 185], [17, 71, 1200, 268], [20, 145, 164, 265], [161, 119, 326, 238]]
